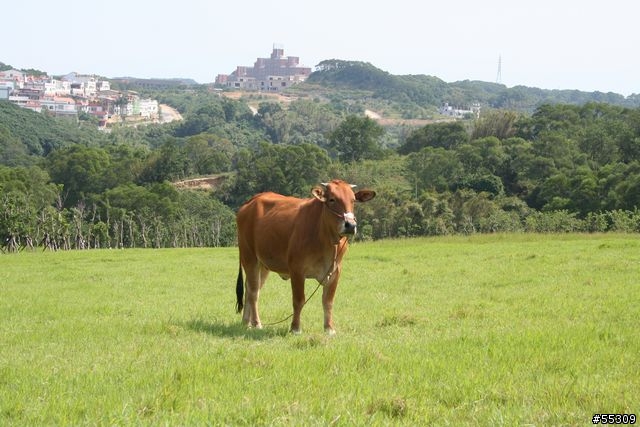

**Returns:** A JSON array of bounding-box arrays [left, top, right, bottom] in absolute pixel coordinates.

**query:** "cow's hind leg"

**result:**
[[243, 264, 268, 328], [241, 264, 258, 327]]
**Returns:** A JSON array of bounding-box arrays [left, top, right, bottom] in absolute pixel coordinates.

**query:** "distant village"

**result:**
[[0, 69, 164, 129]]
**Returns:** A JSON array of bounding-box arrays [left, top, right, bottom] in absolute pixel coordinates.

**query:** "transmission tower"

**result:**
[[496, 55, 502, 84]]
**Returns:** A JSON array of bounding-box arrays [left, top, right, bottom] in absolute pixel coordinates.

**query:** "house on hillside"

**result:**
[[440, 102, 481, 119], [216, 45, 311, 92], [40, 96, 78, 119], [82, 101, 109, 126]]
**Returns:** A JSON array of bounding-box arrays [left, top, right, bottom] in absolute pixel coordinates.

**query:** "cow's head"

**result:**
[[312, 180, 376, 236]]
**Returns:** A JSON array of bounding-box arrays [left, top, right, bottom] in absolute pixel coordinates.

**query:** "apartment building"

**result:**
[[216, 45, 311, 91]]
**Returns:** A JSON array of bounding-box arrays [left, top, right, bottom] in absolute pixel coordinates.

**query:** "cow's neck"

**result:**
[[315, 200, 344, 246], [321, 236, 348, 285]]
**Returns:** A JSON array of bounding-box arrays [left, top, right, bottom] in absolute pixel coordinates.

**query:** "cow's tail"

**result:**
[[236, 262, 244, 314]]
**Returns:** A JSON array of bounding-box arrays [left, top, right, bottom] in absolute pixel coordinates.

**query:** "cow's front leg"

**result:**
[[290, 274, 305, 334], [322, 268, 340, 335]]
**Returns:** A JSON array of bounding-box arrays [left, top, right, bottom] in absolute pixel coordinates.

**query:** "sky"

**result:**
[[4, 0, 638, 96]]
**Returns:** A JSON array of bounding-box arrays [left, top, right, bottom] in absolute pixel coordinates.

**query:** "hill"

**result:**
[[298, 60, 640, 113], [0, 101, 107, 165]]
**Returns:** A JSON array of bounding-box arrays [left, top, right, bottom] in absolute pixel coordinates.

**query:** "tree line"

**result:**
[[2, 89, 640, 252]]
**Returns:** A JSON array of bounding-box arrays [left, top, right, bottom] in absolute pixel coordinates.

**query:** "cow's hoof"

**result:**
[[325, 328, 337, 336], [290, 328, 302, 335]]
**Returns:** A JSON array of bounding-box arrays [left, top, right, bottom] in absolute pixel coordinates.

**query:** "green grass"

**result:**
[[1, 234, 639, 425]]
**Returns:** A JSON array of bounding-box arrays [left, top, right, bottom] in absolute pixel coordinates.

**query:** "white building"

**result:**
[[136, 98, 159, 118], [44, 79, 72, 96], [63, 73, 98, 97], [439, 102, 481, 119]]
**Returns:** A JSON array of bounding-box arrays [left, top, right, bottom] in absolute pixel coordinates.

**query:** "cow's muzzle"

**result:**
[[340, 212, 357, 235]]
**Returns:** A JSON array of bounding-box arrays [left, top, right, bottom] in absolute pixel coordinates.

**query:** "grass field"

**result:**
[[1, 234, 639, 425]]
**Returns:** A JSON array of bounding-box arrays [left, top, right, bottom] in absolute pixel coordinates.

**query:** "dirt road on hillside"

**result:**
[[160, 104, 183, 123]]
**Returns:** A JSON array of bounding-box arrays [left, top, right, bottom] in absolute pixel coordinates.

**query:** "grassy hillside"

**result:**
[[1, 234, 638, 425]]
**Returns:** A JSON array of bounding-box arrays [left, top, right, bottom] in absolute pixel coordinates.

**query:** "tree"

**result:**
[[500, 137, 556, 198], [328, 115, 385, 163], [45, 145, 112, 207], [184, 134, 235, 175], [257, 102, 284, 142], [138, 139, 189, 184], [613, 162, 640, 210], [175, 102, 226, 137], [405, 147, 464, 194], [0, 124, 30, 167], [176, 191, 236, 247], [398, 121, 469, 154], [103, 144, 148, 188], [472, 110, 520, 140], [231, 142, 331, 206], [457, 137, 507, 176]]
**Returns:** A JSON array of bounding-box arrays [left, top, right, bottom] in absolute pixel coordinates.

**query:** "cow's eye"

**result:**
[[328, 198, 336, 203]]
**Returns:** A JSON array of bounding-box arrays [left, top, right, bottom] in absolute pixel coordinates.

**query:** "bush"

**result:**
[[607, 210, 640, 232], [524, 210, 585, 233]]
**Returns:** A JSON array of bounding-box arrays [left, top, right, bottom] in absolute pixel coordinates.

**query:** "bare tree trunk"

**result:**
[[138, 213, 148, 248], [127, 214, 135, 248], [151, 216, 163, 248], [105, 208, 112, 249], [72, 202, 86, 250], [5, 235, 19, 253], [24, 236, 34, 251], [119, 217, 124, 248], [112, 221, 120, 249], [211, 219, 221, 247]]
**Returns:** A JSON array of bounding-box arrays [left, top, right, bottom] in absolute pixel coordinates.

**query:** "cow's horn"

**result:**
[[350, 184, 357, 188], [320, 182, 328, 188]]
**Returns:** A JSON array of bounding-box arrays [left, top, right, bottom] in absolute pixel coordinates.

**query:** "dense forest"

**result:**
[[2, 63, 640, 252]]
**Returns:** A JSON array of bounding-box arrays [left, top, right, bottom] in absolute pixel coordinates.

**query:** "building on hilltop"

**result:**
[[216, 45, 311, 91]]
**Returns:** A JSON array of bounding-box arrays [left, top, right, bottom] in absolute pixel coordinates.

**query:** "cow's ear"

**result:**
[[355, 190, 376, 202], [311, 186, 326, 202]]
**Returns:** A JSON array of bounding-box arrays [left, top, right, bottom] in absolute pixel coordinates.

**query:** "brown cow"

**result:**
[[235, 179, 376, 334]]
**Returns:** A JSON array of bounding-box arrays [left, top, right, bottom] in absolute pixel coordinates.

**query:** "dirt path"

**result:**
[[364, 109, 381, 119], [174, 175, 228, 190], [160, 104, 183, 123]]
